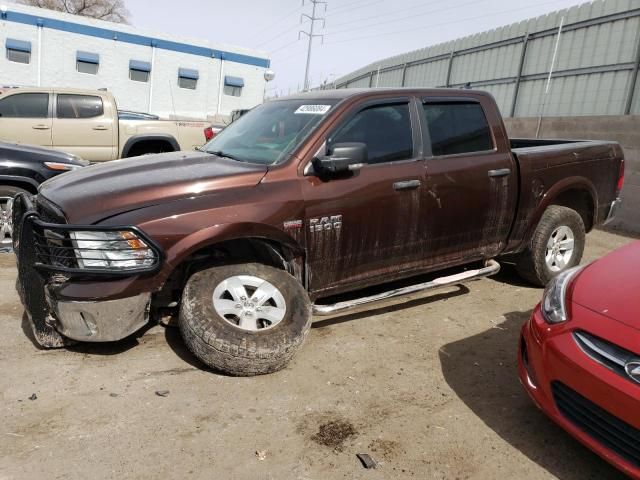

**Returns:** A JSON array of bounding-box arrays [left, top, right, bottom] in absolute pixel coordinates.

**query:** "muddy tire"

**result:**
[[179, 263, 311, 376], [516, 205, 585, 286]]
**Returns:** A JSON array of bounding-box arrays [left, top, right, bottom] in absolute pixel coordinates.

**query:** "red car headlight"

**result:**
[[541, 266, 583, 324]]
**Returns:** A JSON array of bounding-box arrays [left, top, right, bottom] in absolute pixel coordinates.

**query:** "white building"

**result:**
[[0, 3, 271, 120]]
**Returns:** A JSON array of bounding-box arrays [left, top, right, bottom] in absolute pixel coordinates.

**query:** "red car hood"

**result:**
[[572, 241, 640, 330]]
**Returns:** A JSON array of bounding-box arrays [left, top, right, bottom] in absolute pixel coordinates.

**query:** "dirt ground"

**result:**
[[0, 230, 635, 480]]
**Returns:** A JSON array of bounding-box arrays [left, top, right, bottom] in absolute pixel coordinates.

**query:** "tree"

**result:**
[[17, 0, 131, 24]]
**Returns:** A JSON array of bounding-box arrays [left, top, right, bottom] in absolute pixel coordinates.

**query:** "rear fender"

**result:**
[[524, 176, 597, 242]]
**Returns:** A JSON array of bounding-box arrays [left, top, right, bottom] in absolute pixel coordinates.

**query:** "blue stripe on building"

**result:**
[[3, 10, 270, 68]]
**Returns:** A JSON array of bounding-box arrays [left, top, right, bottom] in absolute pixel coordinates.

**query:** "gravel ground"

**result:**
[[0, 230, 635, 480]]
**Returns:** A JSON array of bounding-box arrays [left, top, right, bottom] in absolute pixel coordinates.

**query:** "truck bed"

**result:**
[[505, 137, 623, 253]]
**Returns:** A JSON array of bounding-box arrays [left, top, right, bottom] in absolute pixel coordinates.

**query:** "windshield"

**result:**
[[204, 99, 338, 165]]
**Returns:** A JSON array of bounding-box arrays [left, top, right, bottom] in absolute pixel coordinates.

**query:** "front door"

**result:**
[[0, 92, 52, 147], [52, 93, 115, 161], [302, 98, 427, 296], [419, 96, 517, 265]]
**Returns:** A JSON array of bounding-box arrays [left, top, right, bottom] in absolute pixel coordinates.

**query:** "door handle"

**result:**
[[92, 125, 108, 131], [393, 179, 422, 191], [32, 124, 50, 130], [488, 168, 511, 178]]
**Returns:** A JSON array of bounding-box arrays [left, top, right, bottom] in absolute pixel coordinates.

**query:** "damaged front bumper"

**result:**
[[52, 293, 151, 342], [12, 194, 153, 345]]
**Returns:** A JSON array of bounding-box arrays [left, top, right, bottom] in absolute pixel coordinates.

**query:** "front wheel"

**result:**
[[516, 205, 586, 286], [179, 263, 311, 376], [0, 185, 29, 249]]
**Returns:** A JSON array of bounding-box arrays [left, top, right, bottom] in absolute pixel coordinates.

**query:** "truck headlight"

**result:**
[[69, 230, 157, 270], [541, 266, 583, 324]]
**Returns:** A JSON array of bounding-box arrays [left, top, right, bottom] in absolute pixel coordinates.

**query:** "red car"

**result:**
[[519, 241, 640, 478]]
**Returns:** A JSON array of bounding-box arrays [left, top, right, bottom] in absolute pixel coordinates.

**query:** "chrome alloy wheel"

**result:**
[[545, 225, 575, 272], [212, 275, 287, 332], [0, 197, 14, 247]]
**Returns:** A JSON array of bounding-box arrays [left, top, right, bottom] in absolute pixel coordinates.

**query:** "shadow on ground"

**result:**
[[439, 311, 626, 480]]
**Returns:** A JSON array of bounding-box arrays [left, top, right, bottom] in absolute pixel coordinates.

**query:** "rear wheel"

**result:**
[[179, 263, 311, 376], [516, 205, 585, 286], [0, 185, 28, 249]]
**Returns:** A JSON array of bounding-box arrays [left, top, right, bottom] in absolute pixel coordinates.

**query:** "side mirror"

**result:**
[[313, 142, 367, 175]]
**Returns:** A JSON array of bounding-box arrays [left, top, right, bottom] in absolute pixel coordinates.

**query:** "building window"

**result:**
[[223, 75, 244, 97], [76, 51, 99, 75], [56, 94, 104, 119], [0, 93, 49, 118], [129, 60, 151, 83], [5, 38, 32, 64], [178, 68, 199, 90]]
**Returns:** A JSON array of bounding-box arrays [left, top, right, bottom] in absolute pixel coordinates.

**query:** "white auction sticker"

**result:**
[[294, 104, 331, 115]]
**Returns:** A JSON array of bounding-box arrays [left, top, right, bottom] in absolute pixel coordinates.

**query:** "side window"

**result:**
[[56, 95, 104, 119], [331, 103, 413, 164], [423, 102, 493, 156], [0, 93, 49, 118]]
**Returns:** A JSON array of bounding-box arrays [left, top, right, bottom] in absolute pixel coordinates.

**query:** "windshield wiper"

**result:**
[[207, 150, 244, 162]]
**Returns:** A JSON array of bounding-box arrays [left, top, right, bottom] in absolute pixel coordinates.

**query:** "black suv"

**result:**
[[0, 141, 88, 249]]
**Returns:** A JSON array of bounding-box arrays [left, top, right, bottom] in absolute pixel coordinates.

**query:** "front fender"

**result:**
[[164, 221, 305, 270]]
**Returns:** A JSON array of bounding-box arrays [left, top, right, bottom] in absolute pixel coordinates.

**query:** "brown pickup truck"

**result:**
[[12, 88, 624, 376]]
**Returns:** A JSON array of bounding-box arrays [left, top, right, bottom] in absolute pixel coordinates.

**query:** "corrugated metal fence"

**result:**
[[329, 0, 640, 118]]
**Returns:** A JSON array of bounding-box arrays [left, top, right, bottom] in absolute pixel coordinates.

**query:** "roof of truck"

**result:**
[[276, 87, 491, 101]]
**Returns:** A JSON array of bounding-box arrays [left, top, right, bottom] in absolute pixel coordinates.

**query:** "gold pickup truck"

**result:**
[[0, 87, 209, 161]]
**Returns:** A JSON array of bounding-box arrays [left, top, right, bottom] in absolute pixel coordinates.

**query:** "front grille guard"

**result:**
[[13, 193, 163, 276]]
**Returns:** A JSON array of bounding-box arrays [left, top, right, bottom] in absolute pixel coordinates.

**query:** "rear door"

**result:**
[[419, 95, 517, 264], [52, 93, 115, 161], [302, 97, 428, 295], [0, 92, 52, 147]]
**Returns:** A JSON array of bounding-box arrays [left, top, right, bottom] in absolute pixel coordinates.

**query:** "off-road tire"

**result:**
[[516, 205, 585, 286], [179, 263, 311, 376]]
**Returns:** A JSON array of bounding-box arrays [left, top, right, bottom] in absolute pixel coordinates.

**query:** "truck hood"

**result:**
[[572, 241, 640, 330], [38, 151, 268, 224]]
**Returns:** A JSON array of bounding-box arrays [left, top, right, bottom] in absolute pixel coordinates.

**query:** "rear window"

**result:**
[[56, 94, 104, 119], [0, 93, 49, 118], [422, 102, 493, 156]]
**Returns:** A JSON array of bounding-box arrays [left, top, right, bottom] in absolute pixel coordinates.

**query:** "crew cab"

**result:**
[[12, 88, 624, 376], [0, 87, 208, 161]]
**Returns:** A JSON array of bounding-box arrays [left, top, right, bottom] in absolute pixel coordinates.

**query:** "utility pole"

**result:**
[[299, 0, 326, 91]]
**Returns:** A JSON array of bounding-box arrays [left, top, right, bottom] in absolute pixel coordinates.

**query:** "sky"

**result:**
[[123, 0, 588, 96]]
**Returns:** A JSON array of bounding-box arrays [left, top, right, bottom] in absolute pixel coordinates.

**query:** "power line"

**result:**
[[323, 0, 479, 36], [269, 38, 301, 55], [251, 3, 303, 41], [325, 0, 474, 30], [324, 0, 568, 46], [299, 0, 327, 91], [325, 0, 385, 17]]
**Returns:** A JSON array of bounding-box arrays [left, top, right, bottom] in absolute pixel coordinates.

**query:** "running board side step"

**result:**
[[312, 260, 500, 316]]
